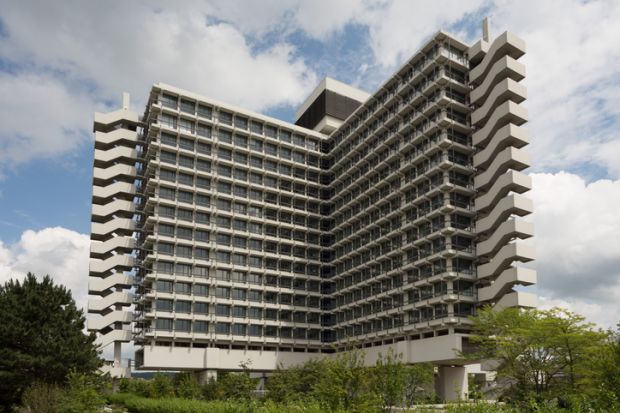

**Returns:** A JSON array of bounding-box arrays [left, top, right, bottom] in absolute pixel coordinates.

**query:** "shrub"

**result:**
[[174, 372, 202, 399], [149, 372, 175, 398], [17, 382, 62, 413]]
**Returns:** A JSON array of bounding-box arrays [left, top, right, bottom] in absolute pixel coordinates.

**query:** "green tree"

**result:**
[[313, 349, 379, 412], [465, 306, 609, 405], [266, 358, 328, 402], [174, 372, 202, 399], [0, 273, 102, 411], [148, 372, 175, 398], [373, 349, 406, 412], [402, 363, 435, 407]]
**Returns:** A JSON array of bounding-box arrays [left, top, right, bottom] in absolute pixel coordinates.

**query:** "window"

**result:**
[[194, 302, 209, 314], [250, 156, 263, 168], [234, 134, 247, 147], [233, 219, 247, 231], [232, 323, 246, 336], [158, 223, 174, 236], [197, 104, 212, 119], [234, 116, 248, 129], [250, 121, 263, 134], [175, 319, 191, 332], [232, 288, 246, 301], [158, 205, 175, 218], [248, 256, 262, 268], [196, 176, 210, 189], [160, 93, 177, 109], [177, 208, 193, 221], [157, 243, 174, 255], [175, 282, 191, 295], [156, 280, 173, 292], [248, 239, 262, 251], [248, 273, 262, 285], [293, 135, 305, 147], [264, 125, 277, 138], [197, 124, 211, 138], [160, 151, 176, 164], [218, 130, 232, 144], [233, 168, 247, 180], [217, 181, 232, 194], [177, 118, 195, 135], [232, 253, 246, 266], [217, 199, 232, 211], [195, 229, 209, 242], [160, 170, 176, 183], [156, 262, 173, 275], [216, 269, 231, 281], [156, 318, 173, 331], [233, 202, 246, 214], [216, 217, 231, 229], [279, 130, 291, 142], [177, 190, 193, 204], [179, 155, 194, 168], [196, 194, 210, 207], [218, 164, 232, 177], [232, 236, 246, 249], [248, 307, 262, 320], [194, 320, 208, 333], [156, 299, 173, 311], [232, 306, 247, 318], [195, 247, 209, 260], [196, 159, 211, 172], [195, 212, 209, 224], [248, 290, 262, 302], [161, 133, 177, 147], [232, 271, 247, 283], [248, 222, 262, 234], [177, 226, 193, 239], [180, 99, 195, 114], [248, 324, 262, 337], [194, 284, 209, 296], [249, 138, 263, 152], [218, 111, 232, 125], [179, 137, 194, 151], [175, 300, 191, 313], [175, 263, 192, 277], [215, 322, 230, 335], [215, 304, 230, 316]]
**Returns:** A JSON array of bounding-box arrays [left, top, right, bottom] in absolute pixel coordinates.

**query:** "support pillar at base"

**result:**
[[436, 365, 468, 402], [195, 369, 218, 385]]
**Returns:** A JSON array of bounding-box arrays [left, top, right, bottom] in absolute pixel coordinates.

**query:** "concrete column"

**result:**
[[114, 341, 122, 368], [436, 365, 468, 401], [195, 369, 218, 385]]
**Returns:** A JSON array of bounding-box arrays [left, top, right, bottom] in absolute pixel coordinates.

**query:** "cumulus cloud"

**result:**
[[0, 1, 317, 171], [528, 172, 620, 328], [0, 227, 90, 311]]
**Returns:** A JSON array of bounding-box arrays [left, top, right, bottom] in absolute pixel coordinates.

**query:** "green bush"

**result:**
[[174, 372, 202, 399], [149, 372, 175, 398], [17, 382, 63, 413], [107, 393, 329, 413]]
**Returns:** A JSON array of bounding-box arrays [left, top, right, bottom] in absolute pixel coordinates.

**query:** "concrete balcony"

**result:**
[[88, 273, 134, 294], [474, 147, 530, 191], [94, 108, 139, 129], [93, 164, 136, 183], [493, 290, 537, 310], [91, 217, 135, 240], [92, 181, 136, 202], [471, 78, 527, 127], [88, 291, 133, 313], [472, 101, 528, 148], [87, 310, 133, 331], [478, 267, 536, 302], [477, 243, 535, 280], [91, 199, 135, 222], [94, 145, 137, 165], [475, 170, 531, 212], [470, 56, 525, 105], [473, 124, 529, 168], [97, 328, 133, 348], [476, 194, 533, 234], [90, 236, 135, 258], [470, 31, 526, 86], [477, 219, 534, 257]]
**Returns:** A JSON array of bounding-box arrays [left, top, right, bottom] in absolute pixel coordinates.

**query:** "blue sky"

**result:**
[[1, 0, 619, 329]]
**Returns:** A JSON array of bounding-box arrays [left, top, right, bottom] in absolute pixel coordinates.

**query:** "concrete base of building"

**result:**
[[435, 366, 468, 402]]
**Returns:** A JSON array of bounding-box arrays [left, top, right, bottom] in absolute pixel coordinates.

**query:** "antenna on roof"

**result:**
[[122, 92, 130, 110], [482, 16, 491, 42]]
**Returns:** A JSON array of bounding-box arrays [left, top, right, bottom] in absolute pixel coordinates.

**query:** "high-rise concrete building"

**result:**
[[88, 23, 535, 400]]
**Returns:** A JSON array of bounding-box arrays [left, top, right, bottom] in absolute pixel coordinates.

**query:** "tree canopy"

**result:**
[[0, 273, 102, 411], [465, 306, 618, 410]]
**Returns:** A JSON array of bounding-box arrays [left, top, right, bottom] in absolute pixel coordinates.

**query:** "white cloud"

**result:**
[[0, 72, 95, 170], [0, 227, 90, 311], [528, 172, 620, 328], [0, 1, 317, 170]]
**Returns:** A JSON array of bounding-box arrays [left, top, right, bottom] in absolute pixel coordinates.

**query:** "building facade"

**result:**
[[88, 25, 535, 399]]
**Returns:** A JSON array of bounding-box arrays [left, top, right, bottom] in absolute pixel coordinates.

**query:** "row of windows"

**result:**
[[156, 221, 323, 247], [159, 130, 321, 168], [154, 318, 322, 339], [154, 279, 321, 307], [158, 94, 320, 150]]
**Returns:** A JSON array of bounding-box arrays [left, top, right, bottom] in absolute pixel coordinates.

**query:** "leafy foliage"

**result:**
[[465, 306, 618, 409], [0, 273, 102, 410]]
